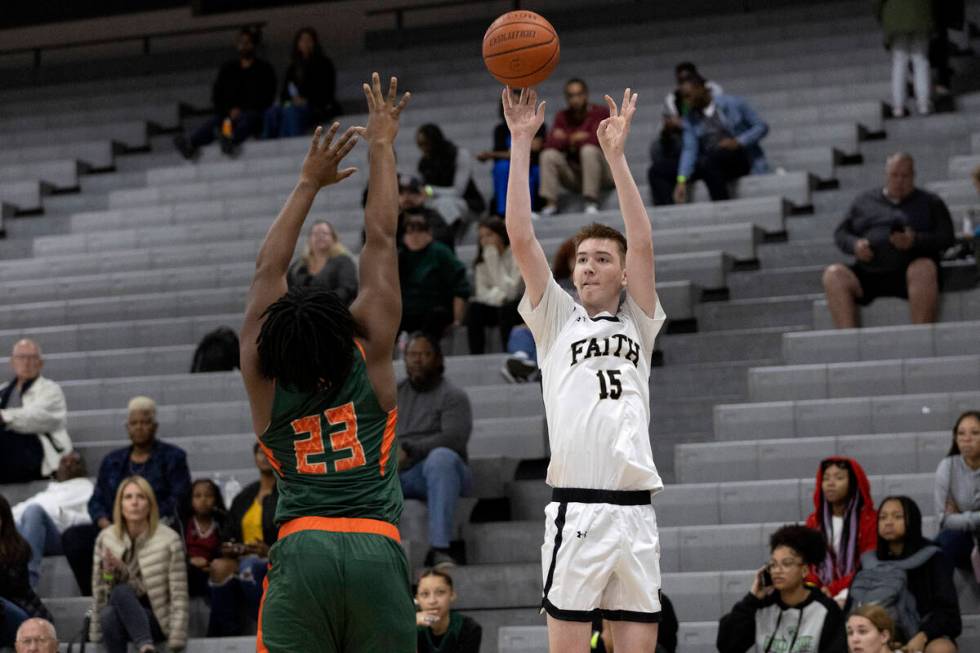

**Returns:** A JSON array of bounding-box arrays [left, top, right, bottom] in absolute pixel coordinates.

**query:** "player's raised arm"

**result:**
[[502, 87, 551, 307], [239, 121, 360, 433], [598, 88, 658, 316]]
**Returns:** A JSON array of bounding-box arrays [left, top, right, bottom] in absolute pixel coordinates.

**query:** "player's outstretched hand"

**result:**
[[360, 72, 411, 145], [299, 122, 360, 189], [502, 87, 545, 141], [597, 87, 638, 159]]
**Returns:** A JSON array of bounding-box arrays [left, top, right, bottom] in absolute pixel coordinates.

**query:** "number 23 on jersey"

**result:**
[[289, 402, 366, 474]]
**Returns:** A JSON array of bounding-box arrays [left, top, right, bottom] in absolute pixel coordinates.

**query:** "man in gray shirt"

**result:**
[[397, 332, 473, 568]]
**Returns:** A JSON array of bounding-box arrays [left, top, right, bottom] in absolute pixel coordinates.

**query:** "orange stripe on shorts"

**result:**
[[256, 563, 272, 653], [278, 515, 401, 543], [379, 407, 398, 477]]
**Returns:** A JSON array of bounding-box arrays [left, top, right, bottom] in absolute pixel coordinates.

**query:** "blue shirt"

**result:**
[[678, 93, 769, 178], [87, 439, 191, 523]]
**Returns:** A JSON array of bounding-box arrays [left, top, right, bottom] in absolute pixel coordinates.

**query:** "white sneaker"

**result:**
[[541, 205, 558, 217], [585, 202, 599, 215]]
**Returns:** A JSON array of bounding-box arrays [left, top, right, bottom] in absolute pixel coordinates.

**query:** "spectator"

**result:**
[[539, 78, 612, 216], [90, 476, 188, 653], [14, 618, 58, 653], [416, 124, 485, 236], [174, 26, 276, 158], [286, 220, 358, 304], [398, 213, 471, 342], [847, 605, 897, 653], [929, 1, 965, 100], [0, 338, 72, 483], [183, 479, 225, 598], [717, 524, 846, 653], [551, 235, 578, 292], [591, 592, 679, 653], [415, 568, 481, 653], [674, 76, 769, 204], [398, 333, 473, 568], [823, 153, 954, 328], [849, 496, 960, 652], [466, 216, 522, 354], [934, 410, 980, 573], [648, 62, 724, 206], [398, 174, 455, 251], [477, 88, 546, 216], [0, 496, 52, 648], [875, 0, 933, 116], [13, 452, 92, 588], [263, 27, 339, 138], [206, 443, 278, 637], [62, 396, 191, 596], [804, 457, 878, 606]]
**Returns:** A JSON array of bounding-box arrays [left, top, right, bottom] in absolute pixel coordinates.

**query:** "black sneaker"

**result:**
[[502, 355, 539, 383], [431, 550, 458, 570]]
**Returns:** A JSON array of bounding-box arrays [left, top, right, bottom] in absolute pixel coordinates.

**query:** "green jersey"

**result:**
[[258, 342, 402, 526]]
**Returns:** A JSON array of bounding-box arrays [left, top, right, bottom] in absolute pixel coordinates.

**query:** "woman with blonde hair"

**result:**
[[90, 476, 188, 653], [847, 605, 897, 653], [286, 220, 358, 304]]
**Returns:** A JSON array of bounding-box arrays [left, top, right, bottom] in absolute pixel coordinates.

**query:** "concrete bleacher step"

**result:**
[[0, 120, 149, 150], [696, 294, 820, 332], [0, 102, 181, 133], [0, 179, 49, 212], [782, 321, 980, 364], [811, 287, 980, 330], [0, 159, 84, 191], [727, 265, 825, 300], [0, 140, 116, 170]]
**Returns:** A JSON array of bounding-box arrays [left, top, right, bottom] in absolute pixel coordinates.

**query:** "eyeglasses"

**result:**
[[16, 636, 54, 646], [767, 559, 804, 571]]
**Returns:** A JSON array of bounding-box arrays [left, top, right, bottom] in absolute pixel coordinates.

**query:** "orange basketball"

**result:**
[[482, 10, 559, 88]]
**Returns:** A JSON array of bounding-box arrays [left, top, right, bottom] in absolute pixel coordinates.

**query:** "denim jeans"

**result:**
[[100, 584, 164, 653], [190, 110, 263, 148], [15, 503, 64, 588], [936, 528, 977, 570], [263, 104, 312, 138], [207, 556, 268, 637], [399, 447, 472, 549], [0, 598, 29, 647]]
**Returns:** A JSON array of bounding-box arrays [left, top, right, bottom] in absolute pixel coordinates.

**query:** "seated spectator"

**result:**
[[551, 234, 578, 292], [90, 476, 188, 653], [674, 76, 769, 204], [398, 174, 455, 251], [13, 452, 92, 588], [822, 153, 954, 328], [847, 605, 898, 653], [466, 217, 522, 354], [206, 443, 278, 637], [804, 457, 877, 606], [648, 62, 723, 206], [875, 0, 932, 116], [174, 27, 276, 158], [0, 338, 72, 483], [263, 27, 339, 139], [398, 214, 471, 342], [415, 568, 481, 653], [286, 220, 358, 304], [0, 495, 52, 648], [398, 333, 473, 568], [848, 496, 960, 652], [416, 124, 485, 236], [183, 479, 226, 598], [476, 88, 546, 216], [62, 396, 191, 596], [14, 618, 58, 653], [934, 411, 980, 573], [591, 592, 679, 653], [717, 524, 846, 653], [539, 78, 612, 216]]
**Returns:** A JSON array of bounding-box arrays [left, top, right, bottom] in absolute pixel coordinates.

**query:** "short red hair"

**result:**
[[573, 223, 627, 262]]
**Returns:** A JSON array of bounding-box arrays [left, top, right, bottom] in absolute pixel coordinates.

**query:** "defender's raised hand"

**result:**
[[597, 87, 638, 159], [502, 87, 545, 141], [299, 122, 360, 189], [361, 72, 411, 145]]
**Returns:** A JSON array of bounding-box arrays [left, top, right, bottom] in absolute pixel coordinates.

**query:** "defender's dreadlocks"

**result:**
[[257, 287, 355, 394]]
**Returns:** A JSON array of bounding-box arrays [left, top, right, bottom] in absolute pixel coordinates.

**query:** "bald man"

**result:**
[[822, 153, 955, 328], [15, 618, 58, 653], [0, 339, 72, 483]]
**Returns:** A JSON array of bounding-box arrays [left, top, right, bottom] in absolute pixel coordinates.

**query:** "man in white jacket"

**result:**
[[14, 451, 93, 588], [0, 339, 73, 482]]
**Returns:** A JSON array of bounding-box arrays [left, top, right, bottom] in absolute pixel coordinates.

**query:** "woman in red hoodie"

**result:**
[[805, 456, 877, 606]]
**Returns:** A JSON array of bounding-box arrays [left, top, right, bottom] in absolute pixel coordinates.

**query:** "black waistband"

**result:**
[[551, 488, 651, 505]]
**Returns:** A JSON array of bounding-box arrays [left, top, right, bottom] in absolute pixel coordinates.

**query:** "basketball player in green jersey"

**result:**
[[239, 73, 414, 652]]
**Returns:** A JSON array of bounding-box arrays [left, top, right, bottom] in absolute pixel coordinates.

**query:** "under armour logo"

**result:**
[[576, 530, 587, 539]]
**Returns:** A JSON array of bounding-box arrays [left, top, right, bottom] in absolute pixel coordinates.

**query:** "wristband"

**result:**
[[676, 175, 687, 184]]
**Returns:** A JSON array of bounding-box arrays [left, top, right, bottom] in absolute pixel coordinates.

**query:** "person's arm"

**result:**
[[716, 594, 762, 653], [597, 89, 658, 317], [458, 618, 482, 653], [542, 110, 568, 151], [912, 196, 956, 256], [451, 148, 474, 197], [816, 600, 847, 653], [917, 553, 963, 641], [502, 87, 552, 307], [160, 449, 192, 521], [332, 255, 359, 305], [212, 64, 231, 116], [88, 458, 115, 526], [733, 97, 769, 148], [401, 385, 472, 466], [167, 536, 190, 651], [239, 121, 361, 434], [833, 205, 862, 256], [0, 379, 66, 434]]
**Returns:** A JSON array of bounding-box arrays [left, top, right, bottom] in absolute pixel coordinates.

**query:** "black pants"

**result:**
[[647, 134, 682, 206], [189, 110, 263, 149], [61, 523, 100, 596], [691, 147, 751, 201], [466, 301, 520, 354], [930, 31, 953, 88], [0, 428, 43, 483]]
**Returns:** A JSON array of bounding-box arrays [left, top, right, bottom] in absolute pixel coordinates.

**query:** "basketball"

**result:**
[[482, 10, 559, 88]]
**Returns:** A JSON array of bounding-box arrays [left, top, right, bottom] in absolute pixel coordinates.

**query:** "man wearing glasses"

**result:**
[[0, 339, 72, 483], [15, 618, 58, 652]]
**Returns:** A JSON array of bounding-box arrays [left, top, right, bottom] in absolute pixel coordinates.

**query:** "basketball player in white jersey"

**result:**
[[502, 86, 666, 653]]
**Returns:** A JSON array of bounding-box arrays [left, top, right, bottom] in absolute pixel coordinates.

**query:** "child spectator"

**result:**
[[934, 411, 980, 574], [263, 27, 338, 138], [717, 524, 846, 653], [184, 479, 226, 598], [0, 496, 52, 648], [848, 496, 960, 653], [466, 216, 522, 354], [847, 605, 898, 653], [805, 457, 878, 606], [415, 569, 481, 653], [287, 220, 358, 305]]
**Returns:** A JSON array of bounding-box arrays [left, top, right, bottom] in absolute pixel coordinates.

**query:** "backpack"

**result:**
[[190, 327, 240, 373], [849, 546, 940, 640]]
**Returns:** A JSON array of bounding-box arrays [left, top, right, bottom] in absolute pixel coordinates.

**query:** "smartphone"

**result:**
[[890, 219, 907, 234], [760, 568, 773, 587]]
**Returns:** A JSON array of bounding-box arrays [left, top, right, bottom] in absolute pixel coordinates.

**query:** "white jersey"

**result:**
[[519, 278, 666, 493]]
